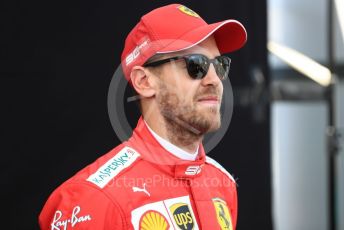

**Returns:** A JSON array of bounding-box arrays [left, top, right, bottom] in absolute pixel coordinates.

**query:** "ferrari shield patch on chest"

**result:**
[[213, 198, 233, 230]]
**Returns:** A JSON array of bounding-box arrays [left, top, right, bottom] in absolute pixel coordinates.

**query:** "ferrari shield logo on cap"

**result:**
[[177, 5, 200, 18], [213, 198, 233, 230]]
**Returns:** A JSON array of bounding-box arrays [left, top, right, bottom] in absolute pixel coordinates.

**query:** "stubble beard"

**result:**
[[156, 81, 222, 148]]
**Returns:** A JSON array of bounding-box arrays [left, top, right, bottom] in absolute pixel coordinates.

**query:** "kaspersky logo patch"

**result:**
[[178, 5, 200, 18], [170, 203, 195, 230], [213, 198, 233, 230], [139, 210, 169, 230], [86, 147, 140, 188]]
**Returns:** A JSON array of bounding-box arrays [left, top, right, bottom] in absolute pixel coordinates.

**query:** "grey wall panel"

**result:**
[[272, 102, 328, 230], [336, 81, 344, 230]]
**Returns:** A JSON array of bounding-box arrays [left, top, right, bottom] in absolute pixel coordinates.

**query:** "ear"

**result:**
[[130, 66, 156, 98]]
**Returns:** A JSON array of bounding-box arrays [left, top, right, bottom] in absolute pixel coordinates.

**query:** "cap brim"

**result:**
[[157, 19, 247, 54]]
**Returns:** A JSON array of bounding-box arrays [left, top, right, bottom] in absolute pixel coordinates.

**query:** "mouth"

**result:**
[[197, 96, 220, 105]]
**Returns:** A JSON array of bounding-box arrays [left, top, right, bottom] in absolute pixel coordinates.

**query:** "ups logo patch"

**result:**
[[170, 203, 195, 230]]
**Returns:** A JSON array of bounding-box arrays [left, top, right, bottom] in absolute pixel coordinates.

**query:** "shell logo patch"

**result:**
[[139, 210, 170, 230], [213, 198, 233, 230], [170, 203, 195, 230], [177, 5, 200, 18], [131, 195, 199, 229]]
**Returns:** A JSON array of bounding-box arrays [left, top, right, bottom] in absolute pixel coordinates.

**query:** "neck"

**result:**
[[144, 114, 202, 154]]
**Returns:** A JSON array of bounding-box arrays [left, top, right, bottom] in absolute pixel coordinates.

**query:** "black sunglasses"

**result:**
[[143, 53, 231, 80]]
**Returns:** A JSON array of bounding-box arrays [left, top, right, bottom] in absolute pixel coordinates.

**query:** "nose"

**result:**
[[200, 64, 222, 87]]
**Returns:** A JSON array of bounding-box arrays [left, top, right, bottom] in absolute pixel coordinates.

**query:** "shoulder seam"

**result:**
[[205, 156, 236, 184]]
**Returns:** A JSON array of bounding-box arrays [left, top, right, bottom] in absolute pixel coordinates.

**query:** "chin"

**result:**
[[196, 111, 221, 134], [207, 119, 221, 132]]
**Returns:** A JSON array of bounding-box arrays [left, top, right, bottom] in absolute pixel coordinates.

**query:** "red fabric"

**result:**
[[39, 116, 238, 229], [120, 3, 247, 81]]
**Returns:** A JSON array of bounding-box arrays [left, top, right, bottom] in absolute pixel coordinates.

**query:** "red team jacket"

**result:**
[[39, 117, 238, 230]]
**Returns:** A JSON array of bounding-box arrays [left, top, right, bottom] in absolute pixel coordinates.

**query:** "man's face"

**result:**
[[153, 36, 224, 135]]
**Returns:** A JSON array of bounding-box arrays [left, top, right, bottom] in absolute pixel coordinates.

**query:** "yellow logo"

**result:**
[[213, 198, 233, 230], [178, 5, 200, 18], [139, 210, 169, 230], [170, 203, 195, 230]]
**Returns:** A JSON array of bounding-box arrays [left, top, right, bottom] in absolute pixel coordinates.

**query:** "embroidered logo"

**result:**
[[185, 165, 202, 175], [139, 210, 170, 230], [133, 183, 151, 197], [87, 147, 140, 188], [170, 203, 195, 230], [213, 198, 233, 230], [51, 206, 91, 230], [125, 37, 150, 66], [131, 195, 199, 229], [178, 5, 200, 18]]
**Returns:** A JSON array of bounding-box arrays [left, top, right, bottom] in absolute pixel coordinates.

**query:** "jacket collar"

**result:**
[[144, 119, 199, 160], [127, 116, 206, 179]]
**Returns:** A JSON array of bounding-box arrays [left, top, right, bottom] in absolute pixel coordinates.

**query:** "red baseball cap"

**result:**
[[121, 4, 247, 81]]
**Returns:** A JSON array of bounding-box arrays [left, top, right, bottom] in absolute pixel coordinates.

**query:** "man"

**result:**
[[39, 4, 246, 230]]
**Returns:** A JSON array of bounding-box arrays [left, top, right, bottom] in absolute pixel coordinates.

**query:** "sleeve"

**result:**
[[216, 164, 238, 230], [205, 156, 238, 229], [39, 182, 125, 230], [230, 181, 238, 230]]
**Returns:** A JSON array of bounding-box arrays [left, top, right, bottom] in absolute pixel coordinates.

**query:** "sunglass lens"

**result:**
[[214, 56, 230, 79], [185, 55, 209, 79]]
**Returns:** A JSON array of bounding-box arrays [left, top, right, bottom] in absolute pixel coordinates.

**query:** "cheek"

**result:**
[[161, 65, 200, 103], [182, 84, 199, 103], [173, 80, 199, 103], [219, 83, 224, 97]]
